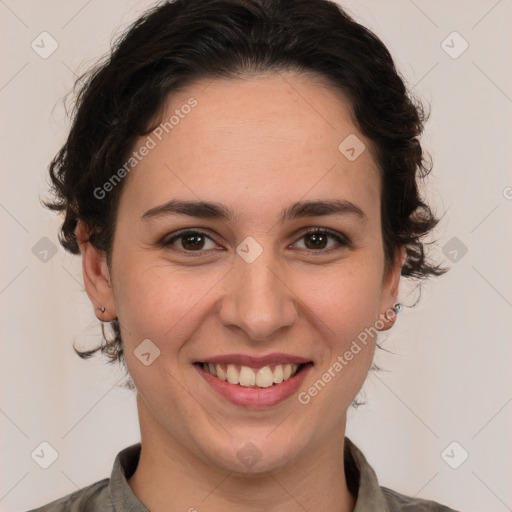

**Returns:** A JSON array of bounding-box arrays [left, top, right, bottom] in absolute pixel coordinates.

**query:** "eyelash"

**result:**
[[162, 228, 351, 256]]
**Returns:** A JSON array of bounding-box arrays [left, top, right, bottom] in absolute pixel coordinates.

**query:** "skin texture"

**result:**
[[77, 71, 403, 512]]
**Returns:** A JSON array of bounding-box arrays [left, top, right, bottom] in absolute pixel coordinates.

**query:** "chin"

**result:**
[[194, 427, 308, 475]]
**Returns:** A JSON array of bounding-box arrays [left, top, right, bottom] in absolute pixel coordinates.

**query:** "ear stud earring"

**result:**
[[384, 302, 403, 321]]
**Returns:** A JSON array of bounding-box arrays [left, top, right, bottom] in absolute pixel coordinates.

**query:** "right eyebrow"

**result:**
[[141, 199, 235, 222]]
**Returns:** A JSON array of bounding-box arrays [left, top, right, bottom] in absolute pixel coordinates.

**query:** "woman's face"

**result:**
[[83, 71, 402, 473]]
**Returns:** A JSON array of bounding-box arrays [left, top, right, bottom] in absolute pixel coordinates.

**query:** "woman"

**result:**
[[31, 0, 458, 510]]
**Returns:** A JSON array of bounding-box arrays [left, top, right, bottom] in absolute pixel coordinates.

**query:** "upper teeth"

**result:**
[[203, 363, 299, 388]]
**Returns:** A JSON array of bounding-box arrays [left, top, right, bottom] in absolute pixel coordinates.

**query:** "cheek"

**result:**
[[113, 263, 200, 343], [294, 267, 382, 410], [114, 263, 203, 407], [298, 259, 384, 336], [111, 249, 232, 378]]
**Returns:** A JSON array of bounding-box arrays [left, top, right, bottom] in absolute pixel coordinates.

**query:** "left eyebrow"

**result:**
[[281, 199, 366, 223], [141, 199, 367, 223]]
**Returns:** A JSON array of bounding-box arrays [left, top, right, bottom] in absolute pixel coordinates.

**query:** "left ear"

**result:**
[[378, 246, 406, 331]]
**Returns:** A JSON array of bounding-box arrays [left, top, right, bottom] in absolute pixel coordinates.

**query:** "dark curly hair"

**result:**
[[42, 0, 445, 374]]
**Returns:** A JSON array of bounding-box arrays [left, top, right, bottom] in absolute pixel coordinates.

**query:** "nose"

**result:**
[[218, 249, 298, 342]]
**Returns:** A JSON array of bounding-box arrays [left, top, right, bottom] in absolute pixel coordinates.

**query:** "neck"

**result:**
[[128, 398, 356, 512]]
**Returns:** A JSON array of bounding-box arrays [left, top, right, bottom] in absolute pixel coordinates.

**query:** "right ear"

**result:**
[[76, 220, 117, 321]]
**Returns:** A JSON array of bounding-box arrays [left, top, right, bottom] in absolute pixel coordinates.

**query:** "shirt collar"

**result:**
[[108, 437, 389, 511], [108, 443, 148, 511], [344, 437, 390, 511]]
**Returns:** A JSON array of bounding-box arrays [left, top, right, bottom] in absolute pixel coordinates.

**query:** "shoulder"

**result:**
[[381, 485, 461, 512], [25, 478, 110, 512]]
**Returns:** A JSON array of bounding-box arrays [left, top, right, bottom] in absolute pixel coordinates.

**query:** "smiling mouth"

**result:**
[[196, 362, 311, 388]]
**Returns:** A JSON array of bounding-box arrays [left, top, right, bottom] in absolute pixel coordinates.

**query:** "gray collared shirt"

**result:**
[[27, 437, 460, 511]]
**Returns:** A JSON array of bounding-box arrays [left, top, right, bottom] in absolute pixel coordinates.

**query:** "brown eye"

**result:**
[[294, 228, 349, 252], [181, 233, 206, 250], [304, 232, 329, 250], [166, 231, 217, 252]]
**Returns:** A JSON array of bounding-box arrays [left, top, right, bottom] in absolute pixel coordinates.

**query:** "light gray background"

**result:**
[[1, 1, 511, 511]]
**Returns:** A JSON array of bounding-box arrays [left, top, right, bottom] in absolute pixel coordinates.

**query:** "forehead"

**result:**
[[118, 72, 381, 225]]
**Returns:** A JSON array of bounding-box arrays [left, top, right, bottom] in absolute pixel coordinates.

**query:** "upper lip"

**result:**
[[197, 353, 312, 367]]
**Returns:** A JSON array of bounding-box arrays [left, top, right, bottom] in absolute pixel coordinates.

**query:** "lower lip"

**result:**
[[195, 363, 313, 408]]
